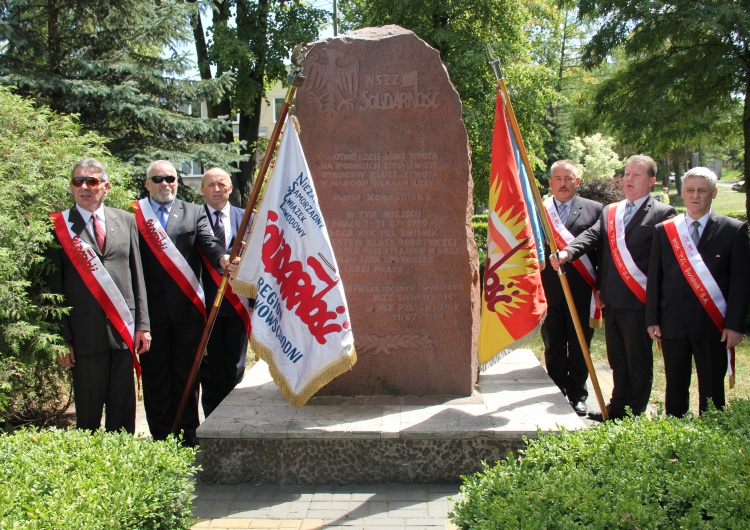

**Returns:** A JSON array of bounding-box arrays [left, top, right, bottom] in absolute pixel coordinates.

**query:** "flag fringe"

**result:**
[[589, 316, 603, 330], [231, 281, 258, 299], [250, 336, 358, 408], [479, 316, 545, 372]]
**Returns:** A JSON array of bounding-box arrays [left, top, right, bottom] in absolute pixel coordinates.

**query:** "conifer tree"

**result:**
[[0, 0, 243, 174]]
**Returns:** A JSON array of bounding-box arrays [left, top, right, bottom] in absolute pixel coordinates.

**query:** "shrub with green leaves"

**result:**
[[451, 399, 750, 529], [0, 428, 197, 529], [0, 86, 134, 427]]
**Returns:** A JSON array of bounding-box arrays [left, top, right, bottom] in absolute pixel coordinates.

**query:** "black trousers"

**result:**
[[603, 306, 653, 417], [541, 302, 593, 403], [72, 348, 135, 434], [662, 337, 727, 417], [140, 320, 202, 441], [199, 314, 248, 417]]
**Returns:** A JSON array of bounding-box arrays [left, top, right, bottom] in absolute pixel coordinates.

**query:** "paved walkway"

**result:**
[[191, 483, 461, 529], [132, 353, 616, 529]]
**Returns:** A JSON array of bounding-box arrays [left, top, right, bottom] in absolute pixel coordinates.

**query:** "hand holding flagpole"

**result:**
[[171, 66, 307, 435], [486, 45, 608, 420]]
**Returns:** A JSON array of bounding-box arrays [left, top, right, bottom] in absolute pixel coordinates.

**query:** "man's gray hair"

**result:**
[[626, 155, 658, 178], [71, 158, 108, 181], [146, 160, 177, 177], [550, 159, 580, 179], [682, 167, 718, 191]]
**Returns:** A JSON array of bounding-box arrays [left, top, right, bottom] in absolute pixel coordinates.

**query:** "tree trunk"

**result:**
[[744, 72, 750, 221], [188, 0, 212, 85], [233, 0, 270, 205]]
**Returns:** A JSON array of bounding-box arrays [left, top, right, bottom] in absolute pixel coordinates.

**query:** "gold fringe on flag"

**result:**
[[250, 336, 357, 408]]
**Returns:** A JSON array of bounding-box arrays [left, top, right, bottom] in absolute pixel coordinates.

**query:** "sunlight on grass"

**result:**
[[530, 326, 750, 416]]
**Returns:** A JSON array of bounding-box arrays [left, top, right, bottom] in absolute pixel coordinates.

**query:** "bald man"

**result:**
[[199, 168, 253, 417], [135, 160, 231, 445]]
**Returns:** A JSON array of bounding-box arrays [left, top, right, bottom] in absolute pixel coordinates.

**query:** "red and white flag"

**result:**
[[231, 120, 356, 407]]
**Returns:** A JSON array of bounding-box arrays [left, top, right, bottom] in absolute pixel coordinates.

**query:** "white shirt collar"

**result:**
[[75, 203, 105, 224], [629, 195, 649, 210], [686, 210, 711, 227], [205, 202, 231, 218]]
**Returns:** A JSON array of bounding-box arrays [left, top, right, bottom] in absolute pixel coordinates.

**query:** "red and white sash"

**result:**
[[132, 199, 206, 318], [544, 198, 601, 325], [50, 210, 141, 377], [607, 201, 647, 303], [662, 215, 735, 384], [200, 251, 252, 335]]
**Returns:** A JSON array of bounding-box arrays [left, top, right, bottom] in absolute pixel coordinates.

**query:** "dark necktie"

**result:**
[[213, 210, 226, 248], [92, 214, 106, 253], [558, 202, 569, 225], [691, 220, 701, 247]]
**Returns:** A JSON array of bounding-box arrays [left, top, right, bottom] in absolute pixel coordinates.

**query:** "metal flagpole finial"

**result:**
[[485, 43, 504, 82]]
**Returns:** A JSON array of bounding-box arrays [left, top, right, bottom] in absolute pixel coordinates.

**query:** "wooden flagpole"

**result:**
[[486, 48, 609, 420], [171, 67, 306, 435]]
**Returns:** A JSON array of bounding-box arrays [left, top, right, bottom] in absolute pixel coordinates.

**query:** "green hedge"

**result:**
[[0, 428, 197, 529], [451, 399, 750, 529]]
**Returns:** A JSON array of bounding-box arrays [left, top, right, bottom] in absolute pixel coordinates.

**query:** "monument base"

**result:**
[[196, 349, 585, 485]]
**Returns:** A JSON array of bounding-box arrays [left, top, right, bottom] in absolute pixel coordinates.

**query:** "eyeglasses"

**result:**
[[149, 175, 177, 184], [71, 176, 103, 187]]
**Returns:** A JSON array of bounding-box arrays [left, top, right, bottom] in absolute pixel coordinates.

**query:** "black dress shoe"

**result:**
[[572, 401, 588, 416], [587, 411, 605, 422]]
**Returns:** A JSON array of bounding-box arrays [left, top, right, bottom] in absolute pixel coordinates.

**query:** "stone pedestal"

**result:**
[[297, 25, 479, 396]]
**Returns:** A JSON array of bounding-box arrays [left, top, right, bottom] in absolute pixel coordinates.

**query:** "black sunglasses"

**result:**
[[71, 176, 103, 187], [149, 175, 177, 184]]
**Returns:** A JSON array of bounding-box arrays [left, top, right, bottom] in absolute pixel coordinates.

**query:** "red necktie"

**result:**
[[93, 214, 106, 253]]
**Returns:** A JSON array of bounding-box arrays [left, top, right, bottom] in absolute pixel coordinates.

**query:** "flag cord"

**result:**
[[486, 46, 609, 419], [171, 66, 306, 435]]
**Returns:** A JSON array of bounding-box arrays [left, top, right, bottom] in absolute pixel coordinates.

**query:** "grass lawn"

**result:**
[[659, 180, 748, 214], [530, 329, 750, 416]]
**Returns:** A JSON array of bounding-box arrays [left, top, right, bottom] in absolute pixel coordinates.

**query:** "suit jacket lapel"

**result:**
[[68, 205, 100, 253], [700, 212, 719, 251], [102, 206, 121, 256], [626, 197, 652, 234], [566, 196, 581, 230], [166, 199, 184, 240]]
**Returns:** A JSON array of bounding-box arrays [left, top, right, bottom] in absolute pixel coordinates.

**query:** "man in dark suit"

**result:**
[[541, 160, 603, 416], [47, 158, 151, 433], [135, 160, 232, 444], [647, 167, 749, 416], [198, 167, 252, 417], [553, 155, 676, 420]]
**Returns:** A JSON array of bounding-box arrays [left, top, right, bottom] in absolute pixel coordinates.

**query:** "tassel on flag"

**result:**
[[477, 88, 547, 367], [231, 119, 356, 407]]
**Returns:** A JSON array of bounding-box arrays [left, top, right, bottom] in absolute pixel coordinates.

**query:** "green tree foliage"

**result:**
[[0, 87, 131, 426], [529, 1, 600, 174], [190, 0, 329, 203], [0, 0, 244, 173], [568, 133, 622, 181], [577, 0, 750, 219], [338, 0, 558, 206]]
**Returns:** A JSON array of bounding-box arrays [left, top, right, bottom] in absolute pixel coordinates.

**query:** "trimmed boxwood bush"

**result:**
[[0, 428, 197, 529], [451, 399, 750, 529]]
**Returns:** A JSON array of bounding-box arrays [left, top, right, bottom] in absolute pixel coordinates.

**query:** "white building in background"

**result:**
[[181, 80, 288, 189]]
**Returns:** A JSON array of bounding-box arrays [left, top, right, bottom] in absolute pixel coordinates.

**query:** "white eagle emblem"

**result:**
[[303, 48, 360, 113]]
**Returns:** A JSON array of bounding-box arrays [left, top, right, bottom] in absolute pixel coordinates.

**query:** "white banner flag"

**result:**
[[231, 119, 356, 407]]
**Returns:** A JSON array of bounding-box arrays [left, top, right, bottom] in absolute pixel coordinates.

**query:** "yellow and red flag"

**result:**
[[478, 89, 547, 366]]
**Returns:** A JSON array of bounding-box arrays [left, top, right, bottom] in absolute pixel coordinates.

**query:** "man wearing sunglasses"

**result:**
[[134, 160, 234, 446], [46, 158, 151, 434]]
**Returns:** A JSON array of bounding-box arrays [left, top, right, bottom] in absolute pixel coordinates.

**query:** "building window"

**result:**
[[274, 97, 295, 122]]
